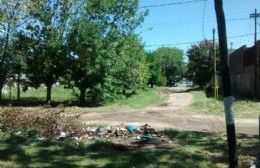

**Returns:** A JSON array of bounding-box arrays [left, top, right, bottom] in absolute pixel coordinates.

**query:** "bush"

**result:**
[[0, 108, 82, 139]]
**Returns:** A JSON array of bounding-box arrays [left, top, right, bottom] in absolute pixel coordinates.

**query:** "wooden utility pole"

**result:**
[[213, 28, 218, 98], [214, 0, 238, 168], [250, 9, 260, 99], [250, 9, 260, 45]]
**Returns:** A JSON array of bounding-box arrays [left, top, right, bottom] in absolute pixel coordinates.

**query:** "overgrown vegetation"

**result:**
[[189, 90, 260, 118]]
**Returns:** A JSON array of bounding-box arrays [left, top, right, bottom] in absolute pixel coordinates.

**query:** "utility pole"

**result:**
[[213, 28, 218, 98], [250, 9, 260, 99], [214, 1, 238, 168], [250, 9, 260, 45], [229, 42, 233, 65]]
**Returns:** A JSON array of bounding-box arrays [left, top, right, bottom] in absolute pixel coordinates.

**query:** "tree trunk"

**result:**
[[0, 83, 3, 102], [9, 84, 12, 101], [46, 84, 52, 103], [0, 24, 10, 103], [79, 87, 86, 105], [17, 73, 21, 101]]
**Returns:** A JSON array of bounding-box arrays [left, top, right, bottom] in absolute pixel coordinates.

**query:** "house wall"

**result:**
[[234, 65, 255, 96], [229, 44, 257, 97]]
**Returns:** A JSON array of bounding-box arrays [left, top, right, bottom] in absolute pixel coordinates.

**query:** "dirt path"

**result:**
[[83, 87, 258, 135]]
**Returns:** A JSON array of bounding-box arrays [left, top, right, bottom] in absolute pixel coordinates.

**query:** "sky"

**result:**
[[137, 0, 259, 53]]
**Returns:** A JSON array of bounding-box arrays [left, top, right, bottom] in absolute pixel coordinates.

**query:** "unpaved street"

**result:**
[[83, 87, 258, 135]]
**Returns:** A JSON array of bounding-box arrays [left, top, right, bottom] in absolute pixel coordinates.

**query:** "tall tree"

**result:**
[[103, 35, 150, 100], [0, 0, 28, 101], [9, 33, 28, 101], [66, 18, 103, 105], [153, 47, 185, 86], [186, 40, 220, 87], [146, 52, 166, 87], [66, 0, 148, 105], [24, 0, 71, 102]]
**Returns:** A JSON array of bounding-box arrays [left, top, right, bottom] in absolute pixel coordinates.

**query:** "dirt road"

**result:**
[[83, 87, 258, 135]]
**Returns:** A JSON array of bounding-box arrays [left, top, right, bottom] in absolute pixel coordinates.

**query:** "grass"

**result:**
[[2, 86, 78, 105], [189, 90, 260, 118], [2, 86, 167, 109], [111, 87, 168, 109], [0, 129, 258, 168]]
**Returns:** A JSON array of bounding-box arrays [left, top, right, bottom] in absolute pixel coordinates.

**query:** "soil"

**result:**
[[82, 87, 259, 135]]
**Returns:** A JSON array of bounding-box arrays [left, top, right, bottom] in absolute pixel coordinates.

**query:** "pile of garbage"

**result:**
[[59, 123, 170, 146]]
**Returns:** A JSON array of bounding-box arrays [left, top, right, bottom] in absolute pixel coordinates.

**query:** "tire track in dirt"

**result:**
[[83, 87, 258, 135]]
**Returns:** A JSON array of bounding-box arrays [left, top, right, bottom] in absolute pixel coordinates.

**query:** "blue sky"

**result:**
[[137, 0, 259, 53]]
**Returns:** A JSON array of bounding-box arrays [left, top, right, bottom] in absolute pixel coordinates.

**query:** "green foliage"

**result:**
[[1, 0, 151, 105], [186, 40, 220, 87], [151, 47, 185, 86], [146, 52, 166, 87], [16, 0, 72, 102], [0, 0, 29, 100], [102, 36, 150, 101], [111, 87, 167, 109], [64, 0, 149, 105], [66, 17, 103, 104]]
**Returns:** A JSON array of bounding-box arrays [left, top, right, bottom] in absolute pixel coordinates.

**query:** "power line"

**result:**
[[146, 17, 250, 27], [144, 32, 259, 47], [139, 0, 207, 9]]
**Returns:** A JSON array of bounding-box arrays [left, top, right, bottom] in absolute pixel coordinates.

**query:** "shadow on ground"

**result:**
[[0, 97, 101, 107], [0, 130, 258, 168]]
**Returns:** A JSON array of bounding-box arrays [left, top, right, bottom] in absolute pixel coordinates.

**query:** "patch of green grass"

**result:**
[[111, 87, 168, 109], [3, 86, 78, 103], [0, 130, 258, 168], [3, 86, 166, 108], [189, 90, 260, 118]]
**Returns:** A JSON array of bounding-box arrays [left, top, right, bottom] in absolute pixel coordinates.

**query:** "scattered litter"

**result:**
[[58, 131, 66, 140], [127, 123, 138, 133], [11, 122, 171, 148], [37, 137, 46, 141], [97, 127, 106, 135], [16, 131, 22, 135], [66, 123, 170, 148]]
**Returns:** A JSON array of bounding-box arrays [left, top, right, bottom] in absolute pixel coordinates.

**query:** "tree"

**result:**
[[152, 47, 185, 86], [66, 18, 103, 105], [23, 0, 71, 102], [0, 0, 28, 101], [186, 40, 220, 87], [146, 52, 166, 87], [103, 35, 150, 100], [65, 0, 148, 105], [9, 33, 28, 101]]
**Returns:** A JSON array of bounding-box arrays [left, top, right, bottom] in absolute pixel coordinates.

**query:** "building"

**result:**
[[229, 41, 260, 98]]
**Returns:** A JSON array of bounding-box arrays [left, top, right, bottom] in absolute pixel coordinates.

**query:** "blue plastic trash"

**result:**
[[127, 124, 138, 133]]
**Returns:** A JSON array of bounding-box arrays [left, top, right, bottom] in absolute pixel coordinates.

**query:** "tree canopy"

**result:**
[[0, 0, 150, 105], [0, 0, 188, 105], [151, 47, 185, 86], [186, 40, 220, 87]]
